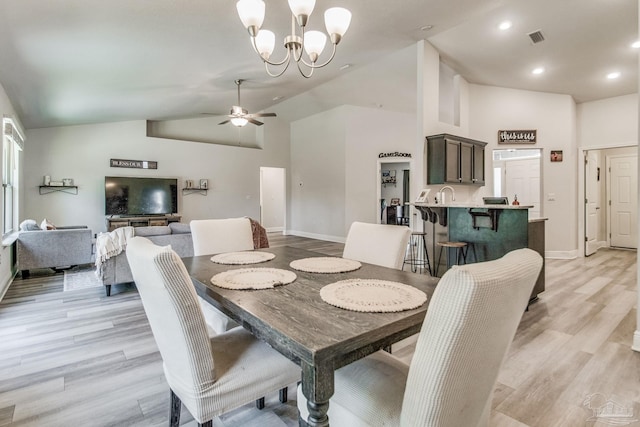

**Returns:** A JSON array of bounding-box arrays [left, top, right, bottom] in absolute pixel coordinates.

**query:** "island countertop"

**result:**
[[411, 202, 533, 210]]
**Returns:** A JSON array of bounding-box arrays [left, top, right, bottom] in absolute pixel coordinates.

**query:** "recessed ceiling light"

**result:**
[[532, 67, 545, 75], [632, 41, 640, 49], [607, 72, 621, 79], [272, 96, 284, 101], [498, 21, 512, 31], [339, 64, 352, 70], [421, 25, 433, 31]]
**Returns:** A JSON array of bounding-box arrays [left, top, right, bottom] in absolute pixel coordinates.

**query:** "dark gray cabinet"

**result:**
[[427, 134, 487, 185]]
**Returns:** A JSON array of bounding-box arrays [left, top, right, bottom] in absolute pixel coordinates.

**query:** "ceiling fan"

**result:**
[[218, 79, 277, 127]]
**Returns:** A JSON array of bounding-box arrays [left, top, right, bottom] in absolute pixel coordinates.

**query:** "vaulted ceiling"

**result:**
[[0, 0, 636, 129]]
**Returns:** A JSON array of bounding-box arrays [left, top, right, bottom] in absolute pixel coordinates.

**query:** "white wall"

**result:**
[[289, 107, 346, 240], [345, 107, 415, 231], [468, 85, 578, 256], [288, 105, 416, 241], [577, 94, 638, 148], [24, 118, 290, 235]]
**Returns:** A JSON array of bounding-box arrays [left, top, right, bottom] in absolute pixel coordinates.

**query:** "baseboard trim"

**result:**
[[265, 226, 284, 233], [545, 250, 578, 260], [632, 331, 640, 353], [286, 230, 346, 244]]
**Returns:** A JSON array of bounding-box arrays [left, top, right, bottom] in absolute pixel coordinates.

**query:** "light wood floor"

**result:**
[[0, 234, 637, 427]]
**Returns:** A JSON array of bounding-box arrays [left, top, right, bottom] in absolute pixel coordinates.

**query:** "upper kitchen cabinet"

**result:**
[[426, 134, 487, 186]]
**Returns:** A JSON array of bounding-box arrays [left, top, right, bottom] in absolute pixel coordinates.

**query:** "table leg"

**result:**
[[299, 360, 334, 427]]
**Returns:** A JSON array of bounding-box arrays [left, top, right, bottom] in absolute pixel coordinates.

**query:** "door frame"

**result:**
[[376, 157, 413, 226], [577, 143, 636, 257]]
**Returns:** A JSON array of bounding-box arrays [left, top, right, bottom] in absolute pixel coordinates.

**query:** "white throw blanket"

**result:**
[[94, 226, 135, 276]]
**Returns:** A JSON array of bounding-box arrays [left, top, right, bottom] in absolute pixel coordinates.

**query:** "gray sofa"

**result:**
[[17, 226, 93, 278], [100, 222, 193, 296]]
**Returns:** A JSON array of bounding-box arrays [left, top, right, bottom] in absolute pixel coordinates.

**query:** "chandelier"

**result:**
[[236, 0, 352, 78]]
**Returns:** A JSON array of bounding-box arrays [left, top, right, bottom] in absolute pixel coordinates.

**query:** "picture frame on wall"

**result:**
[[199, 179, 208, 189], [550, 150, 563, 162]]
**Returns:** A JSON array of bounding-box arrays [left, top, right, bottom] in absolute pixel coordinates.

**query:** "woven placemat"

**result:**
[[211, 268, 296, 290], [289, 257, 361, 273], [320, 279, 427, 312], [210, 251, 276, 265]]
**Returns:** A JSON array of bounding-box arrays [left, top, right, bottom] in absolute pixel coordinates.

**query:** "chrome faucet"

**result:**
[[438, 186, 456, 204]]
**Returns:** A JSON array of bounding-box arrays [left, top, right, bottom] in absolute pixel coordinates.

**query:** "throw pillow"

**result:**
[[19, 219, 41, 231], [40, 218, 56, 230]]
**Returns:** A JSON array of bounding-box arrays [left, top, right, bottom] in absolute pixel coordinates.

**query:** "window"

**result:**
[[2, 117, 23, 236]]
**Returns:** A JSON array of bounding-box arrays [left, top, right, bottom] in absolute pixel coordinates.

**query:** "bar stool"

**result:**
[[403, 232, 432, 275], [435, 241, 468, 277]]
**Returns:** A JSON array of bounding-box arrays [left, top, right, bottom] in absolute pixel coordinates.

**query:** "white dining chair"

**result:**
[[189, 217, 288, 407], [190, 217, 254, 256], [126, 237, 300, 427], [298, 248, 543, 427], [189, 218, 255, 335], [342, 221, 411, 270]]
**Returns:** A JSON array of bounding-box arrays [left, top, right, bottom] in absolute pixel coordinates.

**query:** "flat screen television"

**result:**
[[105, 176, 178, 216]]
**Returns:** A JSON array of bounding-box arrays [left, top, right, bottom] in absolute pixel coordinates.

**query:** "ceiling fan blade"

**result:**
[[218, 119, 230, 125], [247, 118, 264, 126], [250, 112, 277, 118]]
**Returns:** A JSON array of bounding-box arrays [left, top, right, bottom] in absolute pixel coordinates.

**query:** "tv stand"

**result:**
[[106, 215, 182, 232]]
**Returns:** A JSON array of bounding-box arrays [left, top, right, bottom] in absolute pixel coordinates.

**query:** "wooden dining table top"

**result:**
[[183, 245, 439, 426]]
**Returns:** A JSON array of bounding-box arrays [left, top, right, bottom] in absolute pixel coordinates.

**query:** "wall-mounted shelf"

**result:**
[[39, 185, 78, 195], [182, 188, 208, 196]]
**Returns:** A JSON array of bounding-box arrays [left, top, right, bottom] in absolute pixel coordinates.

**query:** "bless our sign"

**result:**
[[110, 158, 158, 169], [498, 130, 537, 144]]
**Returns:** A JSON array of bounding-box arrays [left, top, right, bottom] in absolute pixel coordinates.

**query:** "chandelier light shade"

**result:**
[[235, 0, 352, 78]]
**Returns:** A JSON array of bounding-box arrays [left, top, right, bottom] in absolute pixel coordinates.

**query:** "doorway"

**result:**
[[492, 149, 542, 218], [377, 160, 411, 226], [259, 167, 286, 232], [582, 147, 637, 255]]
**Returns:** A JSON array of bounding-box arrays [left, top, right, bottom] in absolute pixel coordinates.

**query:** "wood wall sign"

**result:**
[[498, 130, 537, 144], [110, 159, 158, 169]]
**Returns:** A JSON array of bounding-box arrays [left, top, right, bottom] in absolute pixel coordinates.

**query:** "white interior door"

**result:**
[[585, 151, 600, 256], [608, 155, 637, 249], [259, 167, 286, 232], [505, 158, 541, 218]]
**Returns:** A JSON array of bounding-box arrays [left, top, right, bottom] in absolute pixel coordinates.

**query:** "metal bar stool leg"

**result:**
[[435, 244, 445, 277], [421, 234, 432, 275], [411, 235, 418, 273]]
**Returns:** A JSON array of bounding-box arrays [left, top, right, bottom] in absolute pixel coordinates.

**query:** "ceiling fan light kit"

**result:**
[[235, 0, 351, 78], [218, 79, 277, 127]]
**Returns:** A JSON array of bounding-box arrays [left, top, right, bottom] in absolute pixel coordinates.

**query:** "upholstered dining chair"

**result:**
[[126, 237, 300, 427], [298, 248, 543, 427], [189, 217, 288, 407], [190, 217, 255, 256], [189, 218, 255, 335], [342, 221, 412, 270]]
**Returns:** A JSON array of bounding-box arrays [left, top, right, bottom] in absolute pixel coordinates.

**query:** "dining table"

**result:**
[[183, 245, 439, 427]]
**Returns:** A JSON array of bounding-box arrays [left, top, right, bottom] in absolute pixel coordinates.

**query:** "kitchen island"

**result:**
[[412, 202, 545, 301]]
